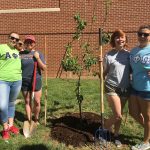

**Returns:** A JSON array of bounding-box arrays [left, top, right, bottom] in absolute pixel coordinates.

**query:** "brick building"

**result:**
[[0, 0, 149, 78]]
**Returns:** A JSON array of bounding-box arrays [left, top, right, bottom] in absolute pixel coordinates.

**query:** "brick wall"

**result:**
[[0, 0, 149, 78]]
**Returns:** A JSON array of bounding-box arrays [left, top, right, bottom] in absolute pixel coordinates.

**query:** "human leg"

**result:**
[[0, 81, 10, 131], [113, 98, 126, 136], [104, 95, 122, 132], [131, 95, 150, 150], [138, 97, 150, 143], [0, 81, 19, 139], [104, 95, 124, 147], [128, 95, 144, 126], [33, 90, 42, 122], [22, 91, 32, 121], [7, 80, 21, 135], [8, 80, 22, 126]]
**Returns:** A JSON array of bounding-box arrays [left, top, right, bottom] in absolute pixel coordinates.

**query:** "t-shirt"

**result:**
[[103, 49, 130, 89], [20, 50, 45, 80], [130, 44, 150, 91], [0, 44, 22, 81]]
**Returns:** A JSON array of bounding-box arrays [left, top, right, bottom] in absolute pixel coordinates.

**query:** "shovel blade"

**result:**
[[95, 128, 111, 141], [94, 128, 111, 149], [23, 121, 30, 138], [29, 121, 37, 136]]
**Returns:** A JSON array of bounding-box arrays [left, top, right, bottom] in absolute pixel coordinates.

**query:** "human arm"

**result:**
[[34, 51, 46, 71], [103, 54, 109, 79]]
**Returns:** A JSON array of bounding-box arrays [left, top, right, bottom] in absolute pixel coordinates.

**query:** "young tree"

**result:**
[[62, 14, 97, 120]]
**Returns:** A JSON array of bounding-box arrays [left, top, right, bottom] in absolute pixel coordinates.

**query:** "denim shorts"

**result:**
[[21, 78, 42, 91], [104, 82, 130, 99], [131, 88, 150, 100]]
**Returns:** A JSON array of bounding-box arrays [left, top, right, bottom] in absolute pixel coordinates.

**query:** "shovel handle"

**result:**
[[44, 35, 47, 126], [32, 61, 37, 99], [99, 28, 105, 129], [30, 61, 37, 121], [99, 28, 104, 114], [32, 92, 35, 100]]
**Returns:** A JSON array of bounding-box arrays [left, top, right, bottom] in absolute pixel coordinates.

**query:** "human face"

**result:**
[[16, 41, 24, 51], [137, 28, 150, 47], [8, 33, 19, 47], [114, 36, 126, 49], [24, 40, 35, 50]]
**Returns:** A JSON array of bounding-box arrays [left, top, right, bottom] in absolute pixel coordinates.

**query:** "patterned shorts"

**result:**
[[104, 82, 130, 99]]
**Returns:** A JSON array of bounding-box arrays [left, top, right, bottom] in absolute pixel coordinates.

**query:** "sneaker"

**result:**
[[115, 139, 122, 148], [9, 126, 19, 135], [2, 129, 10, 140], [131, 142, 150, 150], [114, 136, 122, 148]]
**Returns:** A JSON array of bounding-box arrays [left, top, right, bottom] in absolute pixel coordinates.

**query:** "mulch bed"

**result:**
[[50, 112, 138, 149], [50, 112, 102, 147]]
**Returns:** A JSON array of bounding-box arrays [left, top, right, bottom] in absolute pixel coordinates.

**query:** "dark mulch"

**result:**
[[50, 112, 102, 147], [50, 112, 137, 148]]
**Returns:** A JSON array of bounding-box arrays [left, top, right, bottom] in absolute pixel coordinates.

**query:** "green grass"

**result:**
[[0, 78, 143, 150]]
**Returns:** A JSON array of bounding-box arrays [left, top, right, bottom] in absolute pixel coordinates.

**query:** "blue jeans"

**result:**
[[0, 80, 22, 123]]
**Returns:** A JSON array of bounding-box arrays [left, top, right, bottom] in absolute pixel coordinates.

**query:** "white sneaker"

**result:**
[[131, 142, 150, 150], [114, 136, 122, 148], [115, 139, 122, 148]]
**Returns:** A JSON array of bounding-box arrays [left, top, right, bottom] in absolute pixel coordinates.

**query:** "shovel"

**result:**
[[44, 35, 48, 126], [94, 28, 111, 149], [23, 61, 37, 138]]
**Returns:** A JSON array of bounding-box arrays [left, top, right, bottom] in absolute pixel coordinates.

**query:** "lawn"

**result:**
[[0, 78, 143, 150]]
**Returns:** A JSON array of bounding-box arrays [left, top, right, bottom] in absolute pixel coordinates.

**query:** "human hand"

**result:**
[[148, 70, 150, 76], [98, 55, 103, 62]]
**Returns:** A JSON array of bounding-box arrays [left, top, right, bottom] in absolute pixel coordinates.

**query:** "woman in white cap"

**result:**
[[20, 35, 46, 124]]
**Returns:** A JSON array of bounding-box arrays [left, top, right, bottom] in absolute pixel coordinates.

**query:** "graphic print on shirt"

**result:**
[[130, 53, 150, 65], [0, 52, 19, 59], [20, 54, 33, 60]]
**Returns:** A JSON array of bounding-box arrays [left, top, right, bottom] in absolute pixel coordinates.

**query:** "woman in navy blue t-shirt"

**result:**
[[20, 35, 46, 124]]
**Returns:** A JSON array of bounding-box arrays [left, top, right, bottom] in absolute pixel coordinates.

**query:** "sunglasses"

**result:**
[[9, 36, 19, 42], [137, 32, 150, 37]]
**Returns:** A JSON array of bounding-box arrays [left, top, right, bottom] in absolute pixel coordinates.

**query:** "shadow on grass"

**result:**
[[118, 133, 142, 145], [15, 110, 26, 122], [41, 99, 74, 116], [19, 144, 48, 150]]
